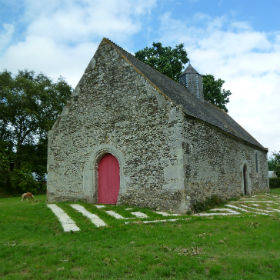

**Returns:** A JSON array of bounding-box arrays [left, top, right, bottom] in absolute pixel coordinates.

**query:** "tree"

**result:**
[[268, 157, 276, 171], [135, 42, 232, 112], [0, 70, 72, 193], [268, 152, 280, 176], [135, 42, 189, 81], [202, 74, 231, 112]]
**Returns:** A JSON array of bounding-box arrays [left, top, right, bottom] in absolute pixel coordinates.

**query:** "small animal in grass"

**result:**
[[21, 192, 35, 201]]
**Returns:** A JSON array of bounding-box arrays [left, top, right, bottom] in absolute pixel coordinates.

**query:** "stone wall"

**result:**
[[183, 115, 269, 207], [47, 40, 188, 212]]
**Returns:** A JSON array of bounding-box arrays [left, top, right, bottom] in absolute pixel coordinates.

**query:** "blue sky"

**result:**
[[0, 0, 279, 153]]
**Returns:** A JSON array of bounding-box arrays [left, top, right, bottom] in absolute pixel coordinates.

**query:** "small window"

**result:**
[[255, 153, 258, 173]]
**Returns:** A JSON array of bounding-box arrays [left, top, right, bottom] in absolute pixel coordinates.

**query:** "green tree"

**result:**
[[135, 42, 189, 81], [202, 74, 232, 112], [268, 152, 280, 176], [0, 70, 72, 193], [268, 158, 276, 171], [135, 42, 232, 112]]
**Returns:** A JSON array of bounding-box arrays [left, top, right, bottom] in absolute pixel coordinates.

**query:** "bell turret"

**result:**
[[179, 64, 204, 100]]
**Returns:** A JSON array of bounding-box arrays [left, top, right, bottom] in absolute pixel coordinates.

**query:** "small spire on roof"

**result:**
[[182, 63, 199, 75]]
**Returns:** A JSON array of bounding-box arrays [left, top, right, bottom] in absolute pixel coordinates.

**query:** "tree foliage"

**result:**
[[268, 152, 280, 177], [135, 42, 189, 81], [135, 42, 232, 112], [202, 74, 232, 112], [0, 70, 72, 194]]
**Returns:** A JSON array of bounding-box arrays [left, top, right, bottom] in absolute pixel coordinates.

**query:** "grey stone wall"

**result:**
[[183, 115, 269, 207], [47, 40, 188, 212]]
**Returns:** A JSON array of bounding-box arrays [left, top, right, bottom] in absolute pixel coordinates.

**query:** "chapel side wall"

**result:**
[[183, 116, 269, 207], [47, 40, 187, 212]]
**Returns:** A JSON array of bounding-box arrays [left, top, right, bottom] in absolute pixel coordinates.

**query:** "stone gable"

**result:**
[[48, 39, 189, 212]]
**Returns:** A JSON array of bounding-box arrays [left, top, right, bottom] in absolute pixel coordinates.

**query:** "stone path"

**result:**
[[47, 193, 280, 232], [47, 204, 80, 232], [71, 204, 107, 227]]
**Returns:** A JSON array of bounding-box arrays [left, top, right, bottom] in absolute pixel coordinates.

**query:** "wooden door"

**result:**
[[97, 154, 120, 204]]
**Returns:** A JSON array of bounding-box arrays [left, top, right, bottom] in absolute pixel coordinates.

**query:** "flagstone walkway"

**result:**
[[47, 193, 280, 232]]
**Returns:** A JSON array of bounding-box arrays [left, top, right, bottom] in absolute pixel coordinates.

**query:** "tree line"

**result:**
[[0, 70, 71, 194]]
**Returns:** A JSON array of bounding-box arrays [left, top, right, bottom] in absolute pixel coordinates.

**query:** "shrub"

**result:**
[[8, 168, 46, 194], [192, 195, 225, 213], [269, 177, 280, 189]]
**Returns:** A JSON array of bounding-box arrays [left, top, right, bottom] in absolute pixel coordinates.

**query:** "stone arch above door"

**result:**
[[82, 144, 126, 203]]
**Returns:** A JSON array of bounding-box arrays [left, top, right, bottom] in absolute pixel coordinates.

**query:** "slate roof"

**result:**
[[181, 64, 199, 75], [104, 38, 266, 151]]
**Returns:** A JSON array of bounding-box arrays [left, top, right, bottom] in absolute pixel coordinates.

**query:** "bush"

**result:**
[[8, 168, 46, 194], [269, 177, 280, 189], [192, 195, 225, 213]]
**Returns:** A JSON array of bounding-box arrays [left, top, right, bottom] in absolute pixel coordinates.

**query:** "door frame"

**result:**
[[83, 144, 126, 203]]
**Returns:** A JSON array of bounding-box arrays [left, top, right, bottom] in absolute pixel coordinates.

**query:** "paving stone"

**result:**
[[95, 205, 106, 209], [105, 210, 131, 219], [47, 204, 80, 232], [131, 211, 148, 218], [155, 211, 179, 217], [71, 204, 106, 227]]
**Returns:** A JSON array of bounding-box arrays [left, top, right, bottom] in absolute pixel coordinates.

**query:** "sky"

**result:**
[[0, 0, 279, 155]]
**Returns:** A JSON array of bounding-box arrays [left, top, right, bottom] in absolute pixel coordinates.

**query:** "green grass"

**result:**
[[1, 190, 280, 279], [270, 187, 280, 195]]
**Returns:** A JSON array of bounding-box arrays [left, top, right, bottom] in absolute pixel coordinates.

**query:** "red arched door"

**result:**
[[97, 154, 120, 204]]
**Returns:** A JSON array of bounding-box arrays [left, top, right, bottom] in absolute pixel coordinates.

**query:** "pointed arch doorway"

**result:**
[[97, 153, 120, 204]]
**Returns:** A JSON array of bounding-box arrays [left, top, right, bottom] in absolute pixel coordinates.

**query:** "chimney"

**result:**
[[179, 64, 204, 100]]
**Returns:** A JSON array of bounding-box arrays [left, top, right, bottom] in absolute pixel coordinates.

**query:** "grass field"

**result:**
[[1, 191, 280, 279]]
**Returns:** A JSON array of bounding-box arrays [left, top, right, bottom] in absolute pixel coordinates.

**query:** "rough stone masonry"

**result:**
[[47, 38, 269, 213]]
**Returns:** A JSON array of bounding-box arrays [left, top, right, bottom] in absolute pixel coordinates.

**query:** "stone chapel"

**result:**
[[47, 38, 269, 213]]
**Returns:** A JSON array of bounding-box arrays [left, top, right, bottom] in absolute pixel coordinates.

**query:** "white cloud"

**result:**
[[1, 35, 97, 85], [158, 13, 280, 154], [0, 24, 14, 52], [0, 0, 156, 85], [23, 0, 156, 43]]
